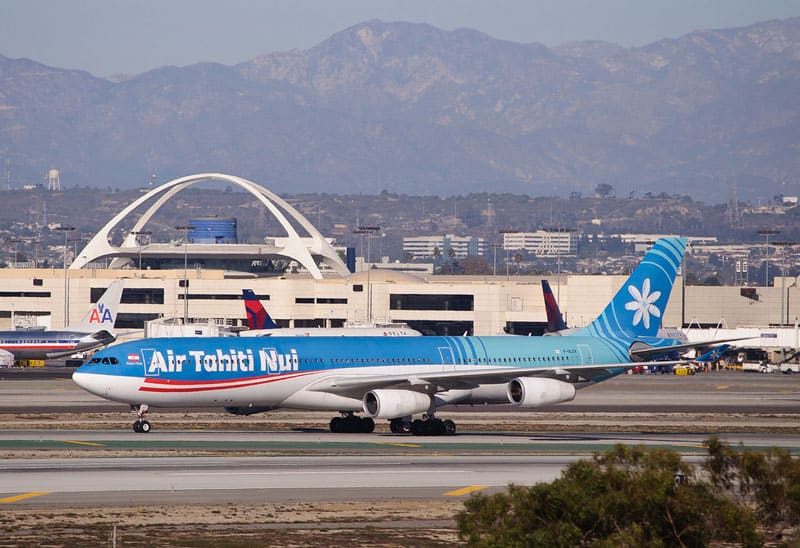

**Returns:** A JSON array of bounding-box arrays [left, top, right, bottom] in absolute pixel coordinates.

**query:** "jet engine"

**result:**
[[363, 389, 432, 419], [507, 377, 576, 407]]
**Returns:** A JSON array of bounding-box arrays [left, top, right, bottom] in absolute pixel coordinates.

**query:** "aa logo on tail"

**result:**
[[89, 304, 114, 324]]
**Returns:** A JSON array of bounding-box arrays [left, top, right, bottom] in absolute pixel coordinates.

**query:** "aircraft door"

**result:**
[[438, 347, 456, 371], [577, 344, 593, 365]]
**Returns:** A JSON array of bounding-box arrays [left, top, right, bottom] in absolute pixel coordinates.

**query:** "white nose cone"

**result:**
[[72, 371, 102, 397]]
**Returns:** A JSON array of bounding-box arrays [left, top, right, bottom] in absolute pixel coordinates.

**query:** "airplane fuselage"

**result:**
[[73, 334, 628, 409], [0, 330, 105, 360]]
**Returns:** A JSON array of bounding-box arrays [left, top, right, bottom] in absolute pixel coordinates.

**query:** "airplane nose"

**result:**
[[72, 371, 103, 397]]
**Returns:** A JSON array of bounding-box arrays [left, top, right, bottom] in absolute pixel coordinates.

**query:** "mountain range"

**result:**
[[1, 18, 798, 201]]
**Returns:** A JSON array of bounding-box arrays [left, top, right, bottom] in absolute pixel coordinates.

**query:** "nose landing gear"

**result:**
[[131, 404, 151, 433]]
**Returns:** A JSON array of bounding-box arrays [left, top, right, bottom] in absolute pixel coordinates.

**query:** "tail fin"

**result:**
[[695, 344, 729, 363], [242, 289, 280, 330], [68, 279, 124, 333], [542, 280, 568, 333], [577, 238, 688, 340]]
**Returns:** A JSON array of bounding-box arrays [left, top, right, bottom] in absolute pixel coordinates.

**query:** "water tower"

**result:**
[[47, 169, 60, 191]]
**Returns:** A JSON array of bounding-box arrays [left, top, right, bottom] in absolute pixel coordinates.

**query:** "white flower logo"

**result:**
[[624, 278, 661, 329]]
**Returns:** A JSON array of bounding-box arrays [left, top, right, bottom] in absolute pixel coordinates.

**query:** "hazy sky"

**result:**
[[1, 0, 799, 77]]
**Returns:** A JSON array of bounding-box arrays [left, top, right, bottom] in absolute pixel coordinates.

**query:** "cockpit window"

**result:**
[[110, 357, 119, 365], [90, 358, 101, 364]]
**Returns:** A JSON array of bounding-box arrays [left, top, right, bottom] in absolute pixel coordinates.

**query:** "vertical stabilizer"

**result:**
[[542, 279, 568, 333], [68, 279, 124, 333], [577, 238, 687, 341], [243, 289, 281, 330]]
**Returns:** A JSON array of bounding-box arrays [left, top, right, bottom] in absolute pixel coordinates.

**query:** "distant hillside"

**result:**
[[0, 18, 798, 200]]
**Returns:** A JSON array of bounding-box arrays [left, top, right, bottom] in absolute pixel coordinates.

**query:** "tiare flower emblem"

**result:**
[[624, 278, 661, 329]]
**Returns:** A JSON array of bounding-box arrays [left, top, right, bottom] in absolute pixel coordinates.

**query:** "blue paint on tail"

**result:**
[[576, 237, 687, 351]]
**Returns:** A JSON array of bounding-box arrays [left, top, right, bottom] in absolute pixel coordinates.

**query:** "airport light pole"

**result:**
[[130, 230, 152, 270], [498, 230, 519, 279], [489, 243, 502, 277], [353, 226, 380, 323], [175, 225, 195, 324], [56, 225, 75, 327], [6, 238, 21, 267], [774, 241, 794, 326], [758, 229, 779, 287]]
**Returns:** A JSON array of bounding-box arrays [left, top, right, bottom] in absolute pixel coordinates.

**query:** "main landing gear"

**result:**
[[131, 404, 151, 433], [329, 412, 375, 433], [390, 415, 456, 436]]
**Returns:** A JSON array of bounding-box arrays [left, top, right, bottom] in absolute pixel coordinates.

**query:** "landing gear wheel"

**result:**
[[330, 413, 373, 433], [410, 417, 457, 436], [360, 417, 375, 433], [139, 420, 151, 433], [132, 421, 141, 433], [389, 418, 410, 434]]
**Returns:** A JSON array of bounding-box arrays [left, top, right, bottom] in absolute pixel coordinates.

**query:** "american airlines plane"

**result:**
[[74, 239, 694, 435], [0, 280, 123, 362]]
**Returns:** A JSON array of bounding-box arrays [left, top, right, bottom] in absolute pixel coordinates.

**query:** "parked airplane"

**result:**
[[74, 238, 693, 435], [541, 279, 688, 342], [0, 280, 124, 362], [240, 289, 421, 337]]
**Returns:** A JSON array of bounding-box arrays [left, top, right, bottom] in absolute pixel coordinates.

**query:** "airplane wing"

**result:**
[[307, 360, 683, 397], [629, 337, 753, 361]]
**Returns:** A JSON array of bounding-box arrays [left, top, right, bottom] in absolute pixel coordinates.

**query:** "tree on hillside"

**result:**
[[594, 183, 614, 198]]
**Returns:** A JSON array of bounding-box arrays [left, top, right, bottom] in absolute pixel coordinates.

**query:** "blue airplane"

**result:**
[[74, 238, 692, 435]]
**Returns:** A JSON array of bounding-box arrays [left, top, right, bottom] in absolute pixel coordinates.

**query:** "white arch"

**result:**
[[72, 173, 350, 279]]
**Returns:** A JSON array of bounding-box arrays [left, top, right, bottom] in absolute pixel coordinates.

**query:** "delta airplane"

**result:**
[[74, 239, 693, 435], [0, 280, 123, 362], [239, 289, 421, 337]]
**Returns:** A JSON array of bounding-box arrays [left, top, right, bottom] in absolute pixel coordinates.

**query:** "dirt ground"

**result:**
[[0, 500, 463, 547]]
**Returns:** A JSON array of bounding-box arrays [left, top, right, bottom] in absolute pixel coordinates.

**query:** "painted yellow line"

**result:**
[[0, 492, 50, 503], [716, 385, 729, 390], [444, 485, 488, 497], [62, 440, 105, 447], [373, 442, 422, 448]]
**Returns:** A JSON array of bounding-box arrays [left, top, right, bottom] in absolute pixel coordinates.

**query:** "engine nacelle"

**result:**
[[363, 389, 432, 419], [507, 377, 576, 407]]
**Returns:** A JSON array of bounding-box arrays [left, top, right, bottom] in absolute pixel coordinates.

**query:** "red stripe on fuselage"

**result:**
[[138, 371, 316, 393]]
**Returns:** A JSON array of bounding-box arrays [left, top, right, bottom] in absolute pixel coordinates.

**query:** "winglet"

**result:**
[[68, 279, 124, 333], [243, 289, 281, 330], [542, 280, 568, 333]]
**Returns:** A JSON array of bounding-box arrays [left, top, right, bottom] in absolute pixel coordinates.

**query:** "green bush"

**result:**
[[457, 441, 765, 547]]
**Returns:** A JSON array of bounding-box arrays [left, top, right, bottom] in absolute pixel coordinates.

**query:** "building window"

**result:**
[[295, 297, 315, 304], [317, 298, 348, 304], [91, 287, 164, 305], [390, 294, 474, 311]]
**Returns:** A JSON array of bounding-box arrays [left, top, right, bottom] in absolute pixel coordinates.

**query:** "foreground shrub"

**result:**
[[457, 442, 762, 547]]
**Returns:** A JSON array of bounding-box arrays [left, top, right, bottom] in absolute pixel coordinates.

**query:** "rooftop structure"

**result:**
[[71, 173, 349, 280]]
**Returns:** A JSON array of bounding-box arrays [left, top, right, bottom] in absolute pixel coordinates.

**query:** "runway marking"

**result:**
[[62, 440, 105, 447], [444, 485, 488, 497], [716, 385, 729, 390], [0, 491, 49, 503], [374, 442, 422, 448]]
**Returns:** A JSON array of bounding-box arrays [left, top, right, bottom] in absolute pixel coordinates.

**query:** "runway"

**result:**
[[2, 429, 799, 508], [1, 370, 799, 509]]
